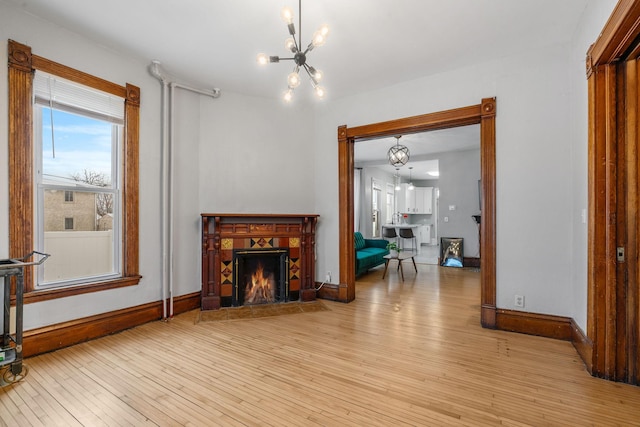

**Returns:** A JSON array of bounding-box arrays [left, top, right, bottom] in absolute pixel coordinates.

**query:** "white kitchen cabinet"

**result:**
[[421, 187, 433, 214], [401, 186, 433, 214], [418, 225, 431, 246]]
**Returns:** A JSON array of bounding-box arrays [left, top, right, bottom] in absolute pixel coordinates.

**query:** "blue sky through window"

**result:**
[[41, 107, 114, 183]]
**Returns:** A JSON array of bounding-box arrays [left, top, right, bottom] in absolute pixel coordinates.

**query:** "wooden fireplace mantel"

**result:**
[[201, 213, 319, 310]]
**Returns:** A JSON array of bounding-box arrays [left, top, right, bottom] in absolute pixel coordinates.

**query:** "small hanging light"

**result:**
[[388, 135, 409, 167], [408, 166, 415, 190]]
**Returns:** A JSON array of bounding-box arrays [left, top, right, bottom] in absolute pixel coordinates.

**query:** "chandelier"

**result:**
[[388, 136, 410, 167], [257, 0, 329, 102]]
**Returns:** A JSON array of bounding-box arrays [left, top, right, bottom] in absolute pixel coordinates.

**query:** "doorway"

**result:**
[[337, 98, 497, 327], [586, 1, 640, 383]]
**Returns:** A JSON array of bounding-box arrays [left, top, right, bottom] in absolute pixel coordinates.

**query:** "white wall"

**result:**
[[315, 42, 584, 317], [0, 2, 167, 329], [198, 91, 315, 214]]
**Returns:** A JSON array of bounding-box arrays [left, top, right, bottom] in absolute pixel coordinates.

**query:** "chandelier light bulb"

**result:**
[[319, 25, 329, 37], [283, 89, 294, 102], [281, 7, 294, 24], [315, 85, 326, 98], [311, 30, 327, 47], [287, 72, 301, 88], [284, 37, 297, 53], [257, 53, 269, 65], [308, 66, 322, 81]]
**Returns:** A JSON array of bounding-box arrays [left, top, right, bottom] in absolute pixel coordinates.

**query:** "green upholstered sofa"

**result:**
[[354, 231, 390, 276]]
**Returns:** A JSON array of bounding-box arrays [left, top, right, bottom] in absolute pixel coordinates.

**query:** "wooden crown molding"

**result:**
[[126, 83, 141, 106], [481, 97, 496, 118], [8, 39, 32, 72], [587, 0, 640, 75]]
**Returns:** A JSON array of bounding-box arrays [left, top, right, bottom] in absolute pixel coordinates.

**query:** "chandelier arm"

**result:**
[[302, 64, 318, 85]]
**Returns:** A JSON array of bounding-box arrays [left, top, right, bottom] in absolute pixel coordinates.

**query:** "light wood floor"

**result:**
[[2, 264, 640, 426]]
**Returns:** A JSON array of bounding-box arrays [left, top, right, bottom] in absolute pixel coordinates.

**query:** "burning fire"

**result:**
[[244, 262, 276, 305]]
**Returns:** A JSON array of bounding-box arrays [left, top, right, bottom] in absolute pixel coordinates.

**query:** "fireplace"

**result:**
[[234, 248, 291, 306], [201, 214, 319, 310]]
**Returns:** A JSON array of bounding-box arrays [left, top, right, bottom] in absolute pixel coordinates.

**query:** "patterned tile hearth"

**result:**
[[196, 301, 328, 323]]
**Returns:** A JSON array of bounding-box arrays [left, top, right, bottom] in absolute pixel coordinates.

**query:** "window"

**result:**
[[34, 71, 123, 288], [8, 40, 141, 302]]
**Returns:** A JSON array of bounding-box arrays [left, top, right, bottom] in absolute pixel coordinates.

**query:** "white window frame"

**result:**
[[33, 72, 124, 289]]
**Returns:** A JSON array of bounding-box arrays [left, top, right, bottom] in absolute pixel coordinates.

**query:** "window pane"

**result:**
[[43, 189, 116, 284], [38, 105, 121, 287], [42, 107, 114, 187]]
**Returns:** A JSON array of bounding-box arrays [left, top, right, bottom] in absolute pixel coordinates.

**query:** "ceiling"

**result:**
[[354, 125, 480, 180], [4, 0, 589, 102], [5, 0, 588, 178]]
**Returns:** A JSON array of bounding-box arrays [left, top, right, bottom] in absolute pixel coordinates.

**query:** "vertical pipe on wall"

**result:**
[[149, 61, 220, 319], [168, 82, 175, 318], [149, 61, 170, 320]]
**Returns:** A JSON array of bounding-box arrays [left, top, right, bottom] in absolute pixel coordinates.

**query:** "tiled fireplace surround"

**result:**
[[201, 214, 319, 310]]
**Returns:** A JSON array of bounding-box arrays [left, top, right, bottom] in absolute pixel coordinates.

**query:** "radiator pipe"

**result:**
[[149, 60, 220, 320]]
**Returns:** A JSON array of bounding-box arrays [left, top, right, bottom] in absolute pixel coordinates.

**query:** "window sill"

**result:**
[[20, 275, 142, 304]]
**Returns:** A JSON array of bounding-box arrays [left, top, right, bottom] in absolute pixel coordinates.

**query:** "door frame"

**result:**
[[337, 98, 497, 328], [586, 0, 640, 383]]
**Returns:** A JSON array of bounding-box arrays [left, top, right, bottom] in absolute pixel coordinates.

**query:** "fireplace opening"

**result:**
[[234, 249, 289, 307]]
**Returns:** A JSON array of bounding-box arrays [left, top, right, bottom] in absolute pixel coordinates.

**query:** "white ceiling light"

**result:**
[[408, 166, 415, 190], [257, 0, 329, 102]]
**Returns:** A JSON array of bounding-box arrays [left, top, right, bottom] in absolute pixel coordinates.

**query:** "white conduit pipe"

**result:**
[[149, 60, 221, 319]]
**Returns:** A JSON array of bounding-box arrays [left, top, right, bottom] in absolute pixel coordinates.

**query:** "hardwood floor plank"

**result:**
[[2, 264, 640, 426]]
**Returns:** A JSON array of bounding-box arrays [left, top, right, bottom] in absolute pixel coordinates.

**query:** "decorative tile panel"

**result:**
[[251, 237, 274, 248], [289, 257, 300, 280], [221, 261, 233, 284], [289, 237, 300, 248]]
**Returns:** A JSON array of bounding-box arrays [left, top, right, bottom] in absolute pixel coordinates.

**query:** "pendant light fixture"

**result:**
[[388, 135, 409, 167], [257, 0, 329, 102], [408, 166, 415, 190], [394, 168, 401, 191]]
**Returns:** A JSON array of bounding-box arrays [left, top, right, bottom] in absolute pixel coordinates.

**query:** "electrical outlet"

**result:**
[[326, 271, 331, 283], [514, 295, 525, 308]]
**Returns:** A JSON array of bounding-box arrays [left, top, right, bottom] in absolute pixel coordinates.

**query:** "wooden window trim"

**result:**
[[7, 39, 141, 304]]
